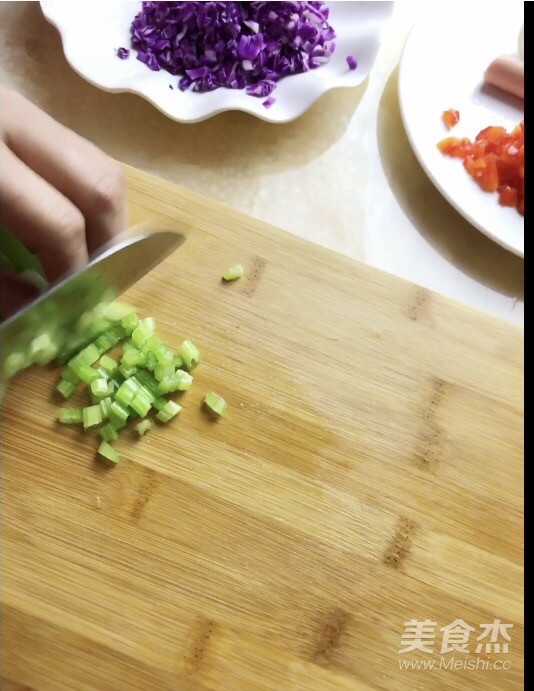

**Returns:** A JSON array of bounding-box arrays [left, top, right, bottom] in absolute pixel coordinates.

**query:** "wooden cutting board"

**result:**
[[1, 165, 523, 691]]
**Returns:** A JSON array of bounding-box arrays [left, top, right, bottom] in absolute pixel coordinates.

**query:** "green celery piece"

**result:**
[[179, 340, 200, 370], [109, 401, 129, 429], [157, 370, 192, 395], [77, 365, 101, 384], [156, 400, 182, 423], [122, 348, 146, 368], [204, 392, 227, 417], [56, 379, 75, 399], [135, 419, 154, 436], [222, 264, 244, 281], [121, 312, 139, 333], [115, 378, 139, 407], [61, 366, 79, 384], [91, 378, 110, 397], [103, 302, 136, 321], [131, 325, 151, 349], [83, 404, 103, 429], [99, 423, 119, 442], [141, 317, 156, 333], [94, 325, 128, 353], [30, 333, 58, 365], [119, 364, 138, 379], [99, 397, 113, 420], [0, 224, 47, 280], [143, 335, 162, 353], [97, 441, 120, 465], [175, 371, 193, 391], [99, 355, 119, 376], [153, 397, 167, 412], [72, 343, 100, 367], [130, 392, 152, 418], [156, 348, 174, 366], [154, 364, 175, 382], [132, 369, 160, 395], [3, 352, 29, 379], [173, 355, 184, 369], [58, 407, 83, 424], [145, 351, 158, 371]]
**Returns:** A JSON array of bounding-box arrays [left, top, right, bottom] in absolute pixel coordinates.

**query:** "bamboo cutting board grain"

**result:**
[[1, 165, 523, 691]]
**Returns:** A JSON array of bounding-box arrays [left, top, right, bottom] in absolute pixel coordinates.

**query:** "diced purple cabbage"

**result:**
[[124, 1, 340, 102], [116, 47, 130, 59], [346, 55, 357, 70]]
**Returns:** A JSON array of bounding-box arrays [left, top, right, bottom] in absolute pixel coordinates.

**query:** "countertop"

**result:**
[[0, 0, 524, 326]]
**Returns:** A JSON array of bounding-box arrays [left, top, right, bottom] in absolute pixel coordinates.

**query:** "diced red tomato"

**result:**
[[442, 109, 460, 129], [438, 119, 524, 216], [498, 185, 518, 208]]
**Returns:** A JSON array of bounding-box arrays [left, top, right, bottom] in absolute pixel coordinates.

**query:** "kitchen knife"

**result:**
[[1, 230, 184, 375]]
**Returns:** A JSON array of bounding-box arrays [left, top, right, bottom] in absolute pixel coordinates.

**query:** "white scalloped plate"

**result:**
[[40, 1, 393, 124], [399, 1, 524, 257]]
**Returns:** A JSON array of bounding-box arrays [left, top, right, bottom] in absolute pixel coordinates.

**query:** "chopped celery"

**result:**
[[99, 423, 118, 442], [94, 325, 128, 353], [121, 312, 139, 333], [91, 378, 111, 398], [204, 392, 227, 417], [56, 379, 75, 399], [157, 370, 192, 395], [135, 419, 154, 436], [121, 348, 146, 368], [144, 335, 162, 353], [83, 404, 103, 429], [16, 302, 218, 462], [115, 378, 139, 407], [223, 264, 244, 281], [70, 343, 100, 368], [132, 324, 153, 348], [176, 371, 193, 391], [103, 302, 136, 321], [97, 441, 120, 464], [58, 408, 83, 424], [3, 352, 28, 379], [153, 397, 168, 412], [156, 400, 182, 423], [133, 369, 160, 394], [99, 355, 119, 376], [119, 363, 138, 379], [109, 400, 129, 429], [130, 392, 152, 417], [77, 365, 101, 384], [179, 340, 200, 370], [99, 396, 112, 420], [145, 351, 157, 371], [157, 351, 174, 368], [30, 333, 58, 365], [142, 317, 156, 333], [0, 224, 47, 281], [154, 364, 175, 382], [61, 366, 79, 384]]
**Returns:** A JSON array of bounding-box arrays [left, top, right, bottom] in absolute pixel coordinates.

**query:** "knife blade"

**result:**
[[1, 230, 184, 370]]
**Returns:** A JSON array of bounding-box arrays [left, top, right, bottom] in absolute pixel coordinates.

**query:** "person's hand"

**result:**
[[1, 87, 128, 316]]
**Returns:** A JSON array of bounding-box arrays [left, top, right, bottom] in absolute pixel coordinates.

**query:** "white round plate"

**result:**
[[399, 1, 524, 257], [40, 1, 393, 124]]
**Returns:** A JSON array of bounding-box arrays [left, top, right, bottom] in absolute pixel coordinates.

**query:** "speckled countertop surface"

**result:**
[[0, 1, 523, 325]]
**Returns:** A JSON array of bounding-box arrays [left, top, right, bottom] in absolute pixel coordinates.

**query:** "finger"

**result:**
[[0, 272, 38, 318], [2, 88, 128, 253], [0, 143, 88, 282]]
